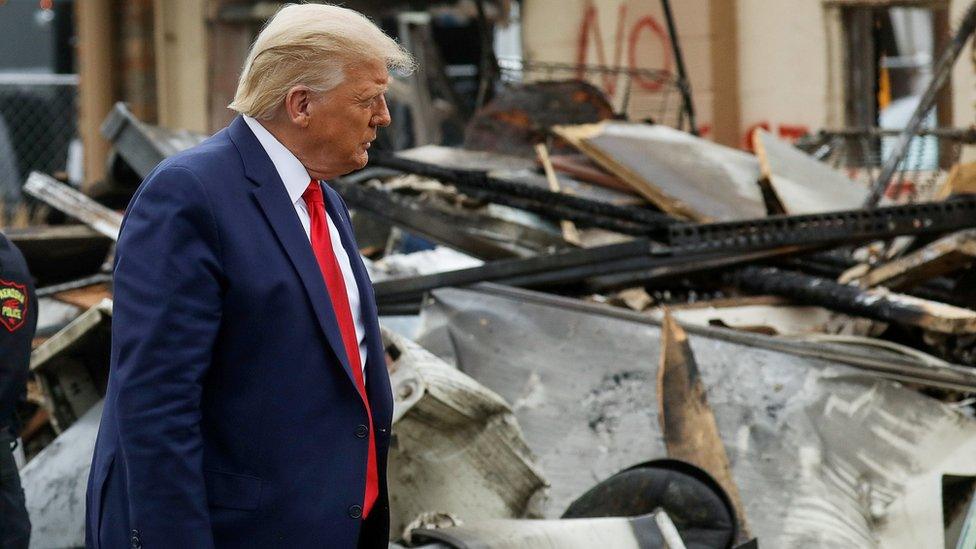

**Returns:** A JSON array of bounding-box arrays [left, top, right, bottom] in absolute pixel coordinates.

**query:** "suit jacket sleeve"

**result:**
[[112, 165, 224, 547]]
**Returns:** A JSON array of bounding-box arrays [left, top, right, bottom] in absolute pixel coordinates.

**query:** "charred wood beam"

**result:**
[[727, 266, 976, 335], [669, 195, 976, 255], [329, 178, 570, 260], [374, 239, 654, 300], [367, 152, 674, 235]]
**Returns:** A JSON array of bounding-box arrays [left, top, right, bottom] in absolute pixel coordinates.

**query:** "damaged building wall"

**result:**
[[524, 0, 976, 147], [521, 0, 718, 136]]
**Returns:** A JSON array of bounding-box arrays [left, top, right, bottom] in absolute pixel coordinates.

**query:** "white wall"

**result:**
[[521, 0, 976, 148], [522, 0, 715, 132]]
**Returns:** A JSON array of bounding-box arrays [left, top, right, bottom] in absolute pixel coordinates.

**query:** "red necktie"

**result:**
[[303, 180, 378, 518]]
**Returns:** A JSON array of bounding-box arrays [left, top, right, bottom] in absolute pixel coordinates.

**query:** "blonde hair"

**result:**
[[229, 3, 414, 120]]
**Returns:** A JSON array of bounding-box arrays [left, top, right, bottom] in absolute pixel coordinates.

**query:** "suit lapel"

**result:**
[[228, 117, 360, 391], [322, 184, 392, 423]]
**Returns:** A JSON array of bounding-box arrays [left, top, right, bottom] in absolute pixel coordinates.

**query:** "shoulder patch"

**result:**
[[0, 279, 28, 333]]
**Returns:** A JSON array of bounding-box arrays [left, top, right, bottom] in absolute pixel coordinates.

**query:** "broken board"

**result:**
[[658, 310, 750, 538], [553, 121, 767, 222], [753, 129, 867, 214], [860, 229, 976, 290]]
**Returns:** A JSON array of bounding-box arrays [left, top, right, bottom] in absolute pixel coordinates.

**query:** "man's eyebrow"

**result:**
[[356, 86, 388, 99]]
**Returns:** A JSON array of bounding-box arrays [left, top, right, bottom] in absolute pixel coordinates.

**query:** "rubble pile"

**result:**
[[14, 81, 976, 547]]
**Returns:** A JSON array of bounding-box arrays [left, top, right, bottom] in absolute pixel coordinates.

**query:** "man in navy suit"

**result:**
[[86, 5, 413, 548]]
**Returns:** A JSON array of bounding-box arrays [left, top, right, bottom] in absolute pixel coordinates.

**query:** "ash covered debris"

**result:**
[[11, 1, 976, 547]]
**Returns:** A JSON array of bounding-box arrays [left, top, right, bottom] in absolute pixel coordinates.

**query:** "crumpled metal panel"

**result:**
[[415, 284, 976, 547], [21, 400, 103, 548], [385, 327, 548, 539]]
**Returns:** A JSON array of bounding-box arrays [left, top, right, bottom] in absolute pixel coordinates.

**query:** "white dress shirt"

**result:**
[[243, 115, 368, 373]]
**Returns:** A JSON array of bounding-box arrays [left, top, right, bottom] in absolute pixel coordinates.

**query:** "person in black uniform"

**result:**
[[0, 231, 36, 549]]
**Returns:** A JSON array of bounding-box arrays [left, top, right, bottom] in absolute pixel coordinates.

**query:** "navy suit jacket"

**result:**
[[86, 116, 393, 548]]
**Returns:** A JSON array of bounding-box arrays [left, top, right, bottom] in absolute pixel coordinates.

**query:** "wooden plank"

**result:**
[[935, 161, 976, 200], [657, 310, 750, 538], [554, 121, 766, 222], [75, 0, 117, 190], [154, 0, 209, 133], [860, 229, 976, 289], [535, 143, 581, 245], [52, 283, 113, 311], [753, 129, 867, 214]]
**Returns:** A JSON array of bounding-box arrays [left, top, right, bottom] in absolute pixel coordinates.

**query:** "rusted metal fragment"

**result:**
[[554, 122, 766, 222], [731, 266, 976, 334], [384, 326, 548, 539], [24, 172, 123, 240], [464, 81, 614, 157], [657, 310, 749, 539], [753, 129, 867, 214], [860, 229, 976, 290]]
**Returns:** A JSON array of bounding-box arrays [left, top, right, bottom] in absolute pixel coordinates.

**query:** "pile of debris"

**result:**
[[13, 83, 976, 547]]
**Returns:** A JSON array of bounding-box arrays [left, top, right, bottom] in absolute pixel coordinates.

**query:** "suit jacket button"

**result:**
[[355, 424, 369, 438], [130, 529, 142, 549], [348, 504, 363, 519]]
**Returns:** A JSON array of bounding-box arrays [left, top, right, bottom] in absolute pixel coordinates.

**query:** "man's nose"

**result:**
[[371, 95, 391, 128]]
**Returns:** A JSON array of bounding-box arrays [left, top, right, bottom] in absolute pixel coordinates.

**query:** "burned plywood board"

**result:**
[[395, 145, 642, 207], [385, 326, 548, 538], [753, 129, 867, 214], [24, 172, 123, 240], [30, 299, 112, 433], [859, 229, 976, 290], [464, 80, 615, 157], [5, 224, 111, 286], [20, 399, 102, 549], [553, 121, 766, 222], [415, 284, 976, 547]]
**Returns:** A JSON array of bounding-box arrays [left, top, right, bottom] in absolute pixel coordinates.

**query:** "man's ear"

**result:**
[[284, 86, 312, 128]]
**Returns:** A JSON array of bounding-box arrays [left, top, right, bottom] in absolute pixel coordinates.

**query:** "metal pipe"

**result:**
[[659, 0, 698, 135]]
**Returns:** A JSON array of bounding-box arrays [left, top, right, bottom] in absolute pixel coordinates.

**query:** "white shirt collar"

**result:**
[[243, 115, 312, 205]]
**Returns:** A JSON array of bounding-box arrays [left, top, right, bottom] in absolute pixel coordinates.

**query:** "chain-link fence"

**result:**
[[0, 73, 78, 222]]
